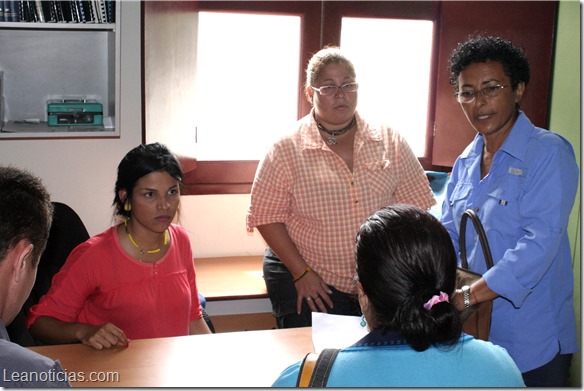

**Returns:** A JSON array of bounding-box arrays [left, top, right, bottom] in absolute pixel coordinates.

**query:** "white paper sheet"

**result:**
[[311, 312, 369, 353]]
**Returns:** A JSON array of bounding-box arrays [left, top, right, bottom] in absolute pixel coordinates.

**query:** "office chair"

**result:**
[[7, 202, 90, 346], [199, 294, 215, 333], [425, 171, 451, 219]]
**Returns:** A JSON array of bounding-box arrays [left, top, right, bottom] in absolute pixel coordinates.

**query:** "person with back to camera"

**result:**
[[246, 46, 436, 329], [0, 166, 71, 387], [28, 143, 211, 350], [272, 204, 525, 387], [442, 35, 579, 386]]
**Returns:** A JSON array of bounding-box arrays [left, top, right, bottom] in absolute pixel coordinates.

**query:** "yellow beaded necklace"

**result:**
[[124, 218, 168, 255]]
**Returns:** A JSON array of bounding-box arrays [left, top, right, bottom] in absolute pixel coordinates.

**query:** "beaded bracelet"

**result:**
[[293, 266, 312, 282]]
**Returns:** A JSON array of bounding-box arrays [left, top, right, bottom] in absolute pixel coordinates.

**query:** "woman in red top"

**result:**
[[28, 143, 211, 350]]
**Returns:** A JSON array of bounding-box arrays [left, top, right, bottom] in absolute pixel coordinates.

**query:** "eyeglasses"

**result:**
[[455, 85, 510, 104], [311, 82, 359, 96]]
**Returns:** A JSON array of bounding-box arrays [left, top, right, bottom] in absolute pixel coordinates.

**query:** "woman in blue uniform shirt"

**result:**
[[272, 205, 524, 387], [443, 35, 578, 386]]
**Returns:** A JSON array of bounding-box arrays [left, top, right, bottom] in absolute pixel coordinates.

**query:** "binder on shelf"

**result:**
[[97, 0, 107, 24], [75, 0, 86, 23], [46, 1, 58, 23], [0, 0, 115, 24], [20, 1, 38, 22], [61, 1, 73, 22], [34, 0, 45, 22], [70, 0, 80, 22], [4, 1, 19, 22], [105, 0, 114, 23], [93, 0, 100, 23], [56, 1, 66, 22], [82, 0, 95, 23]]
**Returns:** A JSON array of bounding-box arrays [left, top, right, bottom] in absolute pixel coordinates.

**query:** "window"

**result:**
[[192, 13, 433, 161], [194, 12, 301, 161], [144, 2, 437, 194], [340, 17, 434, 157], [144, 1, 556, 194]]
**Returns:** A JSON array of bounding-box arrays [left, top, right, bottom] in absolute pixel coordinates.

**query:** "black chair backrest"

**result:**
[[6, 202, 90, 346]]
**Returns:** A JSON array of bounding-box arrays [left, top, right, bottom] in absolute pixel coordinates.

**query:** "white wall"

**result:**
[[180, 194, 267, 258]]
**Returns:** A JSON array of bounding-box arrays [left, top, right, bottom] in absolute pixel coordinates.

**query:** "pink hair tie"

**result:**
[[423, 291, 449, 311]]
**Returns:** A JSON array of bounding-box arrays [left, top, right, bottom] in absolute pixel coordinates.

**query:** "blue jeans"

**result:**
[[262, 247, 361, 329], [522, 352, 573, 387]]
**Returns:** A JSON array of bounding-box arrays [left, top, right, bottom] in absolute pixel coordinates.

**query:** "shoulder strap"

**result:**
[[459, 209, 494, 269], [297, 352, 318, 387], [296, 348, 340, 387]]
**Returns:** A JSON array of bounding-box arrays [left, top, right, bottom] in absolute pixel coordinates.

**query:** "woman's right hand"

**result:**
[[294, 269, 333, 314], [77, 323, 129, 350], [256, 223, 334, 314]]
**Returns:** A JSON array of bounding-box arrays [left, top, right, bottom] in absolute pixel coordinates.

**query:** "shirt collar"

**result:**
[[461, 111, 532, 162], [351, 327, 409, 348], [497, 111, 532, 161], [351, 327, 472, 350]]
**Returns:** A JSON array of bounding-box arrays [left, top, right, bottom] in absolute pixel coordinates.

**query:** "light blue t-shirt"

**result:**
[[440, 112, 578, 372], [272, 332, 524, 387], [0, 321, 71, 388]]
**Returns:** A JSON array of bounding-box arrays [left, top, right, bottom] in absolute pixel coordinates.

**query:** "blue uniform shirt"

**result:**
[[272, 329, 524, 387], [441, 112, 579, 372], [0, 320, 71, 387]]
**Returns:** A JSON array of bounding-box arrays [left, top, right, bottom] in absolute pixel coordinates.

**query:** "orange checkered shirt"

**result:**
[[246, 111, 435, 293]]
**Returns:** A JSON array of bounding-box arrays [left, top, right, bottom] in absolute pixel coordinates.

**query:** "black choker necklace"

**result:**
[[314, 113, 356, 145]]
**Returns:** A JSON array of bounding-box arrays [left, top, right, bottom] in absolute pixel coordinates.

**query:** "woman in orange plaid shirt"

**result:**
[[247, 46, 435, 328]]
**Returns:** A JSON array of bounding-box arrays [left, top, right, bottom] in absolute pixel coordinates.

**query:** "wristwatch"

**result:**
[[461, 285, 471, 309]]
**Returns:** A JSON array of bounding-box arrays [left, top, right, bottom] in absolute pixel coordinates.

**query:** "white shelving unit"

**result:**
[[0, 12, 120, 139]]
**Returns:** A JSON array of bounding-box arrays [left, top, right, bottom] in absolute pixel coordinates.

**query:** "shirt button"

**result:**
[[354, 200, 359, 204]]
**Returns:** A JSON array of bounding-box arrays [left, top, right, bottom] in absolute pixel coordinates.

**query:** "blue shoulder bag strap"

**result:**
[[296, 348, 341, 387]]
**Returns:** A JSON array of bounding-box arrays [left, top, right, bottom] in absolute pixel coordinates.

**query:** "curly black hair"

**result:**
[[448, 35, 530, 90]]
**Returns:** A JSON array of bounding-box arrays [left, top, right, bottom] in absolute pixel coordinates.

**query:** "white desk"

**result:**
[[28, 327, 313, 387]]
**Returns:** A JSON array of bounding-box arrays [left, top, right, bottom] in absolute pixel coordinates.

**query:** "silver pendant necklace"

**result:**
[[314, 113, 356, 145]]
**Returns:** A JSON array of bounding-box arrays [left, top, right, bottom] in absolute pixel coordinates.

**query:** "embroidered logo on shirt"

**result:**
[[508, 167, 523, 176]]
